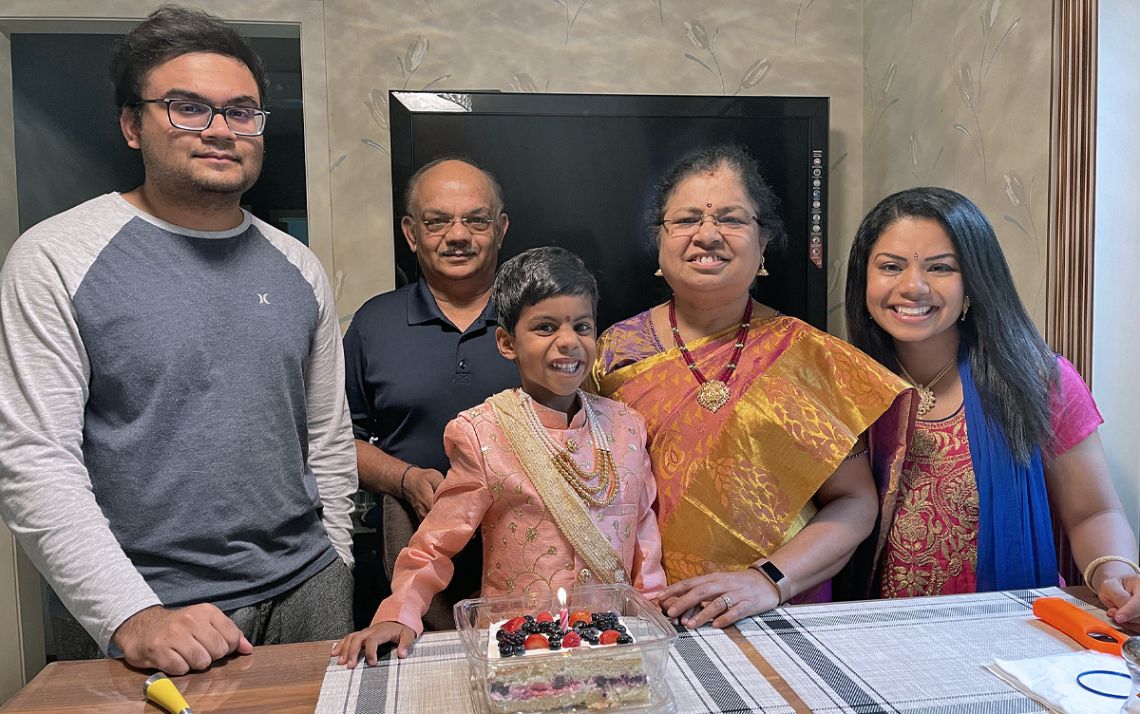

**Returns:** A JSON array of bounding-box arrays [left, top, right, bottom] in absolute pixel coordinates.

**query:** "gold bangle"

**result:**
[[1082, 555, 1140, 587]]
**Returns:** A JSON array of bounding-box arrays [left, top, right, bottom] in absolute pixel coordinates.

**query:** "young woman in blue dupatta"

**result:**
[[845, 187, 1140, 625]]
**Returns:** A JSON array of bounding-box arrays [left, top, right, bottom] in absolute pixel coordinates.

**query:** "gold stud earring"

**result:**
[[960, 295, 971, 322], [757, 255, 769, 277], [653, 267, 663, 277]]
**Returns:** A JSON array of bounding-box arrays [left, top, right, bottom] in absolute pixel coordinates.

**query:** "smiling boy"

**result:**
[[334, 247, 665, 665]]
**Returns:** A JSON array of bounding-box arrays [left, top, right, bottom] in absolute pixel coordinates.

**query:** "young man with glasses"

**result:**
[[0, 6, 356, 674], [343, 158, 519, 630]]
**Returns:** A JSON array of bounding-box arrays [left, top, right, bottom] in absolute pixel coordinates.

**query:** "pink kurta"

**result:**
[[880, 356, 1104, 597], [374, 389, 666, 635]]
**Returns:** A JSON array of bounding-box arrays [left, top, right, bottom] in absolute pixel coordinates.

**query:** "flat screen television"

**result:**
[[389, 92, 828, 331]]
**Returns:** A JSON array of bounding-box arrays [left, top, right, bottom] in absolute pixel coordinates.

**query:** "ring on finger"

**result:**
[[720, 594, 733, 609]]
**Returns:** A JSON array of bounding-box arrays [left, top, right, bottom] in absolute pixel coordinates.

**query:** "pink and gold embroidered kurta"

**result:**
[[879, 356, 1104, 597], [374, 389, 666, 635]]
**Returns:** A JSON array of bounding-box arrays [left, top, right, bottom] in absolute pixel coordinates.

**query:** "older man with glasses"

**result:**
[[343, 158, 519, 630], [0, 6, 356, 673]]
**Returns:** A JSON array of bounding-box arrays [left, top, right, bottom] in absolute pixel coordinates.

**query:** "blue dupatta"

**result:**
[[961, 352, 1058, 590]]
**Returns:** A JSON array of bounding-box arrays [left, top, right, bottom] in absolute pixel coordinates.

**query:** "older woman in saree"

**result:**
[[592, 145, 915, 627]]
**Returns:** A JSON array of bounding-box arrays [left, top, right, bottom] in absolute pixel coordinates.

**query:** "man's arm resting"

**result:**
[[355, 439, 444, 521]]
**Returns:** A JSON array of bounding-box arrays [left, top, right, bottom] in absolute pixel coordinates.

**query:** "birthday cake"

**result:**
[[483, 609, 650, 712]]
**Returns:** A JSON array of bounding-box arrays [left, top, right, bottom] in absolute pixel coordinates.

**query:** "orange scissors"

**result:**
[[1033, 596, 1128, 656]]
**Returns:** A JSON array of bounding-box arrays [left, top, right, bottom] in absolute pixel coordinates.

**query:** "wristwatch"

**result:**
[[748, 559, 790, 604]]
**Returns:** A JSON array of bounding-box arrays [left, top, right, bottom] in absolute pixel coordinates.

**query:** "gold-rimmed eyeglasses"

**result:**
[[417, 214, 499, 235], [133, 98, 270, 136], [661, 212, 759, 237]]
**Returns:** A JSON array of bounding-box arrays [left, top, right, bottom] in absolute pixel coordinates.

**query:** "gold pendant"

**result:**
[[696, 380, 731, 412], [916, 386, 935, 417], [565, 438, 579, 453]]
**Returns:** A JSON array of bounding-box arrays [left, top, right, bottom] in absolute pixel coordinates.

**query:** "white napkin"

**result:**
[[988, 651, 1136, 714]]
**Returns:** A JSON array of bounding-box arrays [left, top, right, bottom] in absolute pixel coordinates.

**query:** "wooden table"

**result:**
[[0, 640, 332, 713], [0, 587, 1131, 713]]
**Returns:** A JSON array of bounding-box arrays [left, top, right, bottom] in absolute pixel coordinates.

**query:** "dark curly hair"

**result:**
[[111, 5, 268, 116]]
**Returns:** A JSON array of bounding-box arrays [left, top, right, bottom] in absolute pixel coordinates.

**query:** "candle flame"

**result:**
[[557, 587, 567, 607]]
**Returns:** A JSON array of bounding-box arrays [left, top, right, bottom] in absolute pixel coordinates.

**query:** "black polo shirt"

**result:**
[[344, 278, 520, 474]]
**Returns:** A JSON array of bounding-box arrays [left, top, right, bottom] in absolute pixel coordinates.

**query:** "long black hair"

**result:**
[[845, 187, 1057, 463]]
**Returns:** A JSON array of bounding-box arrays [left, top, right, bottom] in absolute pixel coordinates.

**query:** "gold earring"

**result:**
[[654, 267, 663, 277], [757, 255, 769, 277], [960, 295, 971, 321]]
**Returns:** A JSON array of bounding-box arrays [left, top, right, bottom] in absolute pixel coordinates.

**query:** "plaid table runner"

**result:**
[[735, 587, 1096, 714], [316, 588, 1099, 713], [315, 625, 793, 713]]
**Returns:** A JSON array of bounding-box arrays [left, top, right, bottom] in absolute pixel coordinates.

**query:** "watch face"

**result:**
[[758, 560, 785, 583]]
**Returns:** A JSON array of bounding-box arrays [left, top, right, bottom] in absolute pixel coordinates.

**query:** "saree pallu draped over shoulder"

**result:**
[[594, 315, 915, 590]]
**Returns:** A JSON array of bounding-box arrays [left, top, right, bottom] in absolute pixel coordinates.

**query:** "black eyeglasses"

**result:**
[[133, 98, 270, 136]]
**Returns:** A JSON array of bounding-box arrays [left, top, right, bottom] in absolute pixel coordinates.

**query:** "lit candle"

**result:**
[[557, 587, 568, 632]]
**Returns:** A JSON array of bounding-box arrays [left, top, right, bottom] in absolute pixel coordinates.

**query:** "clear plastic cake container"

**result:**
[[454, 583, 677, 713]]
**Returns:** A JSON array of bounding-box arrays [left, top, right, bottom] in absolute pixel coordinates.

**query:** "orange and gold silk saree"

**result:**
[[594, 312, 914, 594]]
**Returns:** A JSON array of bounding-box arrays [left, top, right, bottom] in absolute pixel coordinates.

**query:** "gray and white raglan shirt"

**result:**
[[0, 193, 357, 651]]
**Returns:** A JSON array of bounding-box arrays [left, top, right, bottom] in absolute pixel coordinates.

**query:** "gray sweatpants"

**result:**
[[52, 558, 353, 660]]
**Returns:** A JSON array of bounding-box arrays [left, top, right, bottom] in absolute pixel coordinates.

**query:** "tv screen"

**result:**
[[389, 92, 828, 331]]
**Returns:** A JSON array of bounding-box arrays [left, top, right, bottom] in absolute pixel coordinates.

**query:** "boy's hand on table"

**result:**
[[331, 622, 417, 666]]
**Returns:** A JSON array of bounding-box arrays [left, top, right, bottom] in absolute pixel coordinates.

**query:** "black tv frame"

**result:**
[[389, 91, 828, 331]]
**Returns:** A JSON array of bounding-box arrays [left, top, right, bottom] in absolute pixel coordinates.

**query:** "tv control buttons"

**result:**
[[809, 150, 824, 269]]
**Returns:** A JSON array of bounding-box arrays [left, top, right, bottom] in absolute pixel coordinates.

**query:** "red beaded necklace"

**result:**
[[668, 298, 753, 412]]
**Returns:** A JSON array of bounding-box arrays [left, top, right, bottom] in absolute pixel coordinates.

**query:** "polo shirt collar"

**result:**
[[407, 277, 498, 331]]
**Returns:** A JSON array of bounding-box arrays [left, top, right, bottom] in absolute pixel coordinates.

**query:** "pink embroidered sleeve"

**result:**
[[372, 416, 494, 636], [1047, 356, 1104, 459], [627, 412, 667, 599]]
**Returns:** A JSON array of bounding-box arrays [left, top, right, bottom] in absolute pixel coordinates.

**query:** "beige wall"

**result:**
[[861, 0, 1053, 328]]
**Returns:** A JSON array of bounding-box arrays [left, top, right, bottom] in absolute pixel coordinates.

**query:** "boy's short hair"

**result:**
[[493, 247, 599, 335]]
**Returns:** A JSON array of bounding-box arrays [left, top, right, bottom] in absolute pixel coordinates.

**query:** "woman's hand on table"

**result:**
[[658, 568, 779, 628], [331, 622, 416, 667], [1095, 568, 1140, 625]]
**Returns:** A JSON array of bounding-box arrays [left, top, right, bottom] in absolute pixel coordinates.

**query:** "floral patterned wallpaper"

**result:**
[[862, 0, 1052, 327]]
